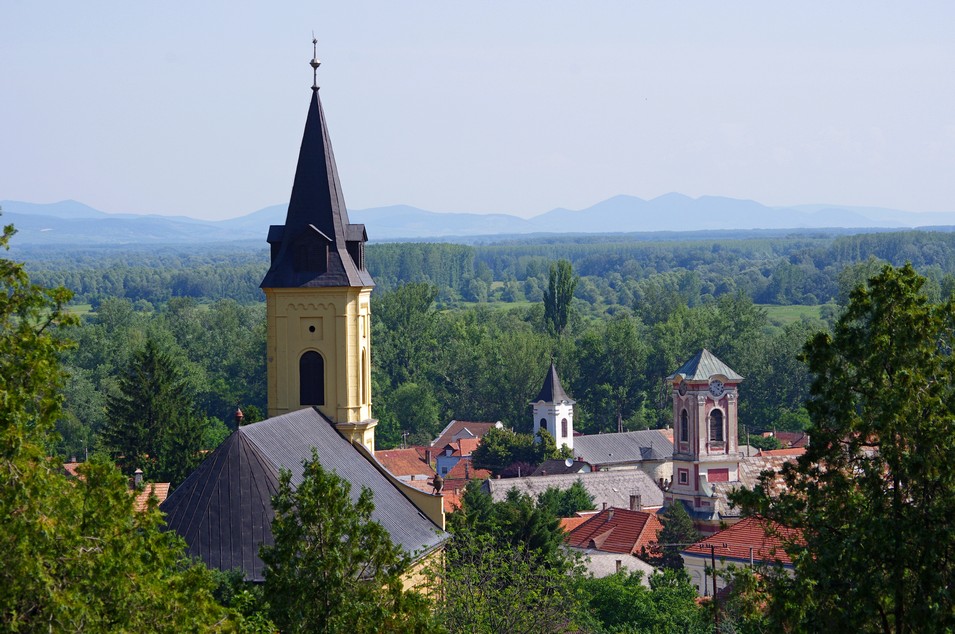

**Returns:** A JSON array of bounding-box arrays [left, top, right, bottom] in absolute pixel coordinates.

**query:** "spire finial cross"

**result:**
[[310, 35, 321, 91]]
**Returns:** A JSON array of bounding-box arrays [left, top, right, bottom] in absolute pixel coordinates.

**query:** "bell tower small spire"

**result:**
[[310, 35, 321, 91]]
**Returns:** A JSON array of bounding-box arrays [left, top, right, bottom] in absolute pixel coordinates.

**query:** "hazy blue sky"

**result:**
[[2, 2, 954, 220]]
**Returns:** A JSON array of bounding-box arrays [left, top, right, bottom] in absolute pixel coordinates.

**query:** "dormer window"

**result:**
[[294, 242, 327, 273], [346, 240, 365, 270]]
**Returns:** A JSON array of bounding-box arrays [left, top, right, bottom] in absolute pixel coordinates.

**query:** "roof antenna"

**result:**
[[310, 34, 321, 91]]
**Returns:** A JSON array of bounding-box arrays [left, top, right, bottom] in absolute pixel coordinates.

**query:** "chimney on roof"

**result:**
[[235, 407, 244, 427], [133, 468, 143, 489], [541, 470, 547, 476], [602, 502, 607, 511], [465, 461, 471, 480], [608, 509, 615, 522], [425, 449, 432, 466], [630, 494, 643, 511]]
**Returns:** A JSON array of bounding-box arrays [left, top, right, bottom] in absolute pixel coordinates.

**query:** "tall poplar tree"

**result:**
[[543, 259, 578, 336]]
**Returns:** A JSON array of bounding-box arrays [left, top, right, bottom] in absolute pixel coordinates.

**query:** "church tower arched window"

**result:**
[[709, 409, 724, 442], [299, 351, 325, 406], [561, 418, 568, 437], [680, 409, 689, 443], [540, 418, 548, 434]]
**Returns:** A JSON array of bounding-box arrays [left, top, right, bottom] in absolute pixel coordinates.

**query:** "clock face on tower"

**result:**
[[709, 379, 725, 397]]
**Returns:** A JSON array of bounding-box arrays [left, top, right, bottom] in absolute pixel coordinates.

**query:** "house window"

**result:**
[[709, 409, 724, 442], [540, 418, 547, 433], [680, 409, 689, 443], [299, 351, 325, 406], [678, 469, 689, 485], [561, 418, 568, 437]]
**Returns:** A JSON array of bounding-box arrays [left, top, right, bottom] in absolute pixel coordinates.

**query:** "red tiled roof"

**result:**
[[442, 488, 464, 512], [432, 420, 500, 449], [564, 507, 663, 555], [453, 438, 481, 457], [445, 458, 491, 482], [560, 516, 590, 532], [63, 462, 82, 478], [762, 431, 810, 448], [656, 428, 674, 443], [683, 516, 801, 566], [375, 448, 436, 478], [756, 448, 806, 458], [132, 483, 170, 512]]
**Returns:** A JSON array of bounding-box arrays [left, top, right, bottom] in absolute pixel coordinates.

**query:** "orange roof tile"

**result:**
[[656, 428, 674, 442], [442, 488, 464, 512], [564, 507, 663, 555], [451, 438, 481, 457], [683, 516, 801, 566], [756, 448, 806, 458], [62, 462, 82, 478], [560, 516, 590, 532], [375, 448, 436, 478], [432, 420, 501, 449], [132, 483, 170, 512], [445, 459, 490, 481]]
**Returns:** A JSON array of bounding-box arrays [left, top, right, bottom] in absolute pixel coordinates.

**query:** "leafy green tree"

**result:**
[[373, 282, 438, 385], [0, 222, 229, 631], [451, 482, 566, 562], [543, 259, 578, 336], [575, 314, 650, 432], [575, 569, 708, 634], [430, 526, 581, 634], [735, 264, 955, 633], [646, 501, 701, 570], [100, 337, 204, 485], [260, 450, 433, 634], [471, 427, 560, 476], [537, 479, 595, 517]]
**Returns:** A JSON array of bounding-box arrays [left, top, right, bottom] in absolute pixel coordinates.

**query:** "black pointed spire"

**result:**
[[533, 363, 573, 404], [261, 46, 374, 290]]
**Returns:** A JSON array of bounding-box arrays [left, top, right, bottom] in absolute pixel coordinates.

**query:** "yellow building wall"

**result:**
[[265, 286, 374, 437]]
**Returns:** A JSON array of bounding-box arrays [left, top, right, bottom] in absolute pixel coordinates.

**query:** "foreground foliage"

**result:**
[[576, 569, 708, 634], [261, 450, 435, 634], [0, 222, 228, 631], [736, 264, 955, 633]]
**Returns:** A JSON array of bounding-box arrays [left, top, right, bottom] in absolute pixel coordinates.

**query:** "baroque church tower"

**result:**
[[665, 349, 742, 522], [260, 43, 377, 451], [531, 363, 575, 451]]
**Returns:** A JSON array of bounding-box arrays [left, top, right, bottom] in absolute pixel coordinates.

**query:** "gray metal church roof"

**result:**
[[161, 408, 447, 581], [260, 87, 374, 290], [667, 349, 743, 382], [573, 429, 673, 465]]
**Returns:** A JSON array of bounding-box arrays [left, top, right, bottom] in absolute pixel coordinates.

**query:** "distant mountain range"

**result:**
[[3, 195, 955, 246]]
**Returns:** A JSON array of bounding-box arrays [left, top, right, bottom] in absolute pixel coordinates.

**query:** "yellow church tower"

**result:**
[[260, 42, 377, 451]]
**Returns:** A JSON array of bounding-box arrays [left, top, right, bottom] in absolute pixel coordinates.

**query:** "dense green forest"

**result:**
[[21, 228, 955, 468]]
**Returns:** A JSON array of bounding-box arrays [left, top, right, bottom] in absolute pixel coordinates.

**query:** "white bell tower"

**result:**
[[530, 363, 575, 451]]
